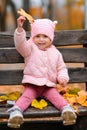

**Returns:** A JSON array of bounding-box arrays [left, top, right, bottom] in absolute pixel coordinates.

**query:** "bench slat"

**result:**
[[0, 68, 87, 85], [0, 106, 60, 119], [0, 48, 23, 63], [59, 48, 87, 63], [0, 70, 23, 85], [54, 29, 87, 46], [0, 48, 87, 63], [0, 30, 87, 47], [69, 67, 87, 83], [0, 105, 87, 120], [0, 36, 14, 47]]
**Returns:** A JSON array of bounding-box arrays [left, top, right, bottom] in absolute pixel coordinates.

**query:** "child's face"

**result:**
[[33, 34, 52, 50]]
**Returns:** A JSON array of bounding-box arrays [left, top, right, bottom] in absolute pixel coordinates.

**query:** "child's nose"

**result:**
[[40, 37, 44, 41]]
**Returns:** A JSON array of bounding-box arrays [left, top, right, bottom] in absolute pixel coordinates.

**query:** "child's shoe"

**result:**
[[61, 105, 77, 126], [7, 109, 24, 128]]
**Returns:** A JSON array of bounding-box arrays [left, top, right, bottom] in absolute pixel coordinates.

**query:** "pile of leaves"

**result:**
[[57, 85, 87, 112]]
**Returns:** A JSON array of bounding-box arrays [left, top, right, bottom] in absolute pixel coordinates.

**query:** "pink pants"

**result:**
[[15, 84, 68, 112]]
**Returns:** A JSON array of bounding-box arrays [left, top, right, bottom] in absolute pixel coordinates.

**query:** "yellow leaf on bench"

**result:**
[[7, 91, 21, 101], [0, 95, 8, 102], [31, 99, 48, 109]]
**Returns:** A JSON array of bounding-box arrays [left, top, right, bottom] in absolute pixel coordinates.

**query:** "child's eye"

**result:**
[[44, 35, 48, 38], [36, 35, 40, 38]]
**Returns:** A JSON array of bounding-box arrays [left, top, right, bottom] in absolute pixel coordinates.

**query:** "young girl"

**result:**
[[7, 16, 77, 128]]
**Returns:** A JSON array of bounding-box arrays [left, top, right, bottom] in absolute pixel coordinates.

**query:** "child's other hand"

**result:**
[[59, 79, 68, 87], [17, 16, 26, 32]]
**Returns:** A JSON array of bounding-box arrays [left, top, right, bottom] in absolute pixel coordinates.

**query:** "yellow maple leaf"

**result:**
[[78, 90, 87, 96], [81, 101, 87, 107], [0, 95, 8, 102], [77, 95, 86, 105], [31, 99, 48, 109], [7, 91, 21, 101], [66, 96, 77, 105], [17, 8, 34, 23]]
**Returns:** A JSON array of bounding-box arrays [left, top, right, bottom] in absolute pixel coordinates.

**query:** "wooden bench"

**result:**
[[0, 30, 87, 130]]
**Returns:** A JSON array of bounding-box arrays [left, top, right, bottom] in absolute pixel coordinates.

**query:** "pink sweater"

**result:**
[[14, 29, 69, 87]]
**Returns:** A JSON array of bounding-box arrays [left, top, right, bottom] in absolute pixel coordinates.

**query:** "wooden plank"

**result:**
[[54, 29, 87, 46], [0, 70, 23, 85], [0, 48, 23, 63], [0, 105, 87, 120], [69, 67, 87, 83], [0, 68, 87, 85], [59, 48, 87, 63], [0, 32, 30, 47], [0, 117, 62, 123], [0, 35, 14, 47], [0, 106, 60, 119], [0, 48, 87, 63], [1, 30, 87, 47]]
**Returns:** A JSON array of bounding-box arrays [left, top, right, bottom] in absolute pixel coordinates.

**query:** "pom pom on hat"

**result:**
[[30, 19, 58, 41]]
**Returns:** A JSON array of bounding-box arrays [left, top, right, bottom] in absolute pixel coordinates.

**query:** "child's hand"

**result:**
[[59, 79, 68, 87], [17, 16, 26, 32]]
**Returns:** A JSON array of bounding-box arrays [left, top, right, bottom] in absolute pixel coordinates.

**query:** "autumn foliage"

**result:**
[[57, 85, 87, 113]]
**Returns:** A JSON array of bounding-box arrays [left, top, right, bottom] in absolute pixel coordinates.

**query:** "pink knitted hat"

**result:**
[[30, 19, 58, 41]]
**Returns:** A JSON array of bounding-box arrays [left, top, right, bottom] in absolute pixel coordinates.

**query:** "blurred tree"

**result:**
[[0, 0, 17, 31], [65, 0, 84, 29], [47, 0, 54, 19], [28, 0, 43, 19], [22, 0, 29, 30]]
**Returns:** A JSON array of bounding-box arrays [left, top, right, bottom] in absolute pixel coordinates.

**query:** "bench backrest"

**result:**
[[0, 30, 87, 89]]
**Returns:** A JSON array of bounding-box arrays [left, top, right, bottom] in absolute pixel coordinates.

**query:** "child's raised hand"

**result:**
[[17, 16, 26, 32]]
